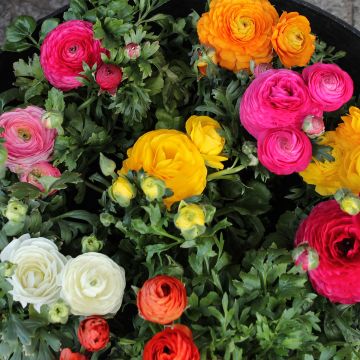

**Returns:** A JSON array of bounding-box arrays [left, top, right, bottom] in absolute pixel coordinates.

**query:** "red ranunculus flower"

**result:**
[[40, 20, 105, 91], [143, 325, 200, 360], [295, 200, 360, 303], [60, 348, 86, 360], [95, 64, 123, 95], [137, 275, 187, 325], [77, 316, 110, 352]]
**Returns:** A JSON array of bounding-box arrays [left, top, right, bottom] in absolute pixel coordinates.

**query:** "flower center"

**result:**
[[289, 29, 305, 49], [232, 17, 255, 41], [337, 237, 355, 257], [160, 283, 171, 296], [68, 45, 78, 54], [17, 129, 31, 141], [163, 346, 172, 354]]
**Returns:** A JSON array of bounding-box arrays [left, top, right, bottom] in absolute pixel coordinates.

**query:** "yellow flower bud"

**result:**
[[185, 115, 228, 169], [4, 199, 28, 223], [140, 176, 167, 202], [48, 301, 69, 324], [174, 203, 206, 240], [109, 175, 136, 207]]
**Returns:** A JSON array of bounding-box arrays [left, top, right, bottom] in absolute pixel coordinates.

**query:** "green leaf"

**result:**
[[5, 16, 36, 43], [39, 18, 60, 43], [45, 88, 65, 112], [8, 182, 42, 200]]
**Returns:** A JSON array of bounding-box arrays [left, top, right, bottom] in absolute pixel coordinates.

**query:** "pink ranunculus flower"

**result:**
[[295, 200, 360, 304], [257, 127, 313, 175], [240, 69, 322, 139], [302, 63, 354, 112], [19, 161, 61, 193], [0, 106, 56, 173], [40, 20, 106, 91], [95, 64, 123, 95], [302, 115, 325, 139]]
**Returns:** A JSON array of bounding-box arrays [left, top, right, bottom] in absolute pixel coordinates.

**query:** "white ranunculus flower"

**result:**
[[60, 252, 126, 316], [0, 234, 67, 312]]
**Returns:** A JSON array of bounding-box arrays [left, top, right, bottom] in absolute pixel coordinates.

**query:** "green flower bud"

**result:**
[[174, 202, 206, 240], [140, 176, 166, 202], [100, 213, 115, 227], [0, 261, 16, 277], [48, 301, 69, 324], [340, 196, 360, 215], [81, 234, 104, 253], [109, 175, 136, 207], [42, 111, 64, 134], [99, 153, 116, 177], [4, 199, 28, 223]]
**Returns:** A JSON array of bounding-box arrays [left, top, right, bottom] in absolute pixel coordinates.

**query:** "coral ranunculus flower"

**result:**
[[185, 115, 228, 169], [121, 130, 207, 208], [137, 275, 187, 325], [197, 0, 279, 72], [143, 325, 200, 360], [60, 348, 86, 360], [272, 12, 315, 68], [78, 316, 110, 352], [295, 200, 360, 304]]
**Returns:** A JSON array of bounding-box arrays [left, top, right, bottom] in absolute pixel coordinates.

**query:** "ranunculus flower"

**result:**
[[120, 130, 207, 208], [272, 12, 315, 68], [0, 106, 56, 173], [60, 252, 126, 316], [137, 275, 187, 325], [143, 325, 200, 360], [303, 63, 354, 112], [185, 115, 228, 169], [240, 69, 321, 139], [78, 316, 110, 352], [95, 64, 123, 95], [257, 128, 312, 175], [60, 348, 86, 360], [40, 20, 105, 91], [125, 43, 141, 59], [0, 234, 67, 312], [197, 0, 279, 71], [302, 115, 325, 139], [19, 161, 61, 192], [295, 200, 360, 304]]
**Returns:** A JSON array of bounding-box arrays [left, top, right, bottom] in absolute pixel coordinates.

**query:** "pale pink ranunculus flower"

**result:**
[[302, 63, 354, 112], [257, 127, 313, 175], [40, 20, 106, 91], [240, 69, 322, 139], [0, 106, 56, 173], [19, 161, 61, 193]]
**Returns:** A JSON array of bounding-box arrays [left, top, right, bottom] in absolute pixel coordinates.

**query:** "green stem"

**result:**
[[207, 165, 246, 182], [84, 180, 105, 194], [27, 35, 39, 49], [154, 228, 183, 243], [78, 96, 97, 111]]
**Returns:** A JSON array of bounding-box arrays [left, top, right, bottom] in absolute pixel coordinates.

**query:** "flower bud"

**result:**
[[340, 196, 360, 216], [100, 213, 115, 227], [96, 64, 123, 95], [293, 245, 319, 271], [3, 199, 28, 223], [197, 48, 217, 76], [125, 43, 141, 60], [109, 175, 136, 207], [78, 316, 110, 352], [60, 348, 86, 360], [174, 202, 206, 240], [253, 63, 273, 77], [0, 261, 16, 277], [41, 111, 64, 134], [99, 153, 116, 177], [81, 234, 104, 253], [302, 115, 325, 139], [48, 301, 69, 324], [140, 176, 167, 202]]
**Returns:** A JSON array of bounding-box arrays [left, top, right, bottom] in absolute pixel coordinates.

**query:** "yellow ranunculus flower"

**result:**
[[174, 202, 206, 240], [336, 107, 360, 149], [109, 175, 136, 207], [339, 145, 360, 194], [185, 115, 228, 169], [121, 130, 207, 208], [300, 132, 342, 196]]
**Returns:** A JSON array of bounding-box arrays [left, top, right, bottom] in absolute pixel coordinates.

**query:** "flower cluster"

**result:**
[[240, 63, 353, 175], [137, 275, 200, 359], [197, 0, 315, 72]]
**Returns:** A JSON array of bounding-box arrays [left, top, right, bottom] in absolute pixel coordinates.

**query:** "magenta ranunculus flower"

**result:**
[[302, 63, 354, 112], [295, 200, 360, 304], [95, 64, 123, 95], [240, 69, 322, 139], [257, 127, 312, 175], [0, 106, 56, 173], [40, 20, 105, 91], [19, 161, 61, 193]]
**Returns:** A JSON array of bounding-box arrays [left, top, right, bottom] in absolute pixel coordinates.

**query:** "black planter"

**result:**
[[0, 0, 359, 93]]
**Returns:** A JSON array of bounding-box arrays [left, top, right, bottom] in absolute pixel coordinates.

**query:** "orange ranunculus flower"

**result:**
[[197, 0, 279, 72], [143, 325, 200, 360], [272, 12, 315, 68], [120, 129, 207, 208], [137, 275, 187, 325]]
